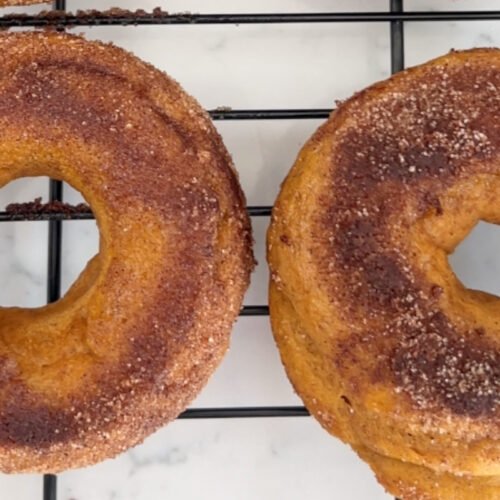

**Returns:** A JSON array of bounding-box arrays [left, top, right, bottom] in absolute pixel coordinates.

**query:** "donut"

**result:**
[[268, 49, 500, 499], [0, 32, 253, 472]]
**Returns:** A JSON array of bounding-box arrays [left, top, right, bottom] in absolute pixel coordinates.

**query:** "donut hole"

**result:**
[[449, 221, 500, 298], [60, 183, 99, 300], [0, 177, 99, 308]]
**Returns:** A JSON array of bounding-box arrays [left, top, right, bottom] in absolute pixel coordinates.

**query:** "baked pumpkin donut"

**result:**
[[0, 32, 253, 472], [268, 49, 499, 499]]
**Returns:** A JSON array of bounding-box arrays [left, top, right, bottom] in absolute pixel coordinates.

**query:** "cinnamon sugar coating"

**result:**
[[0, 32, 253, 472], [268, 49, 500, 499]]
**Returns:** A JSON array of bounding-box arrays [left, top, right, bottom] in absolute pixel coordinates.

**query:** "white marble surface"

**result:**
[[0, 0, 499, 499]]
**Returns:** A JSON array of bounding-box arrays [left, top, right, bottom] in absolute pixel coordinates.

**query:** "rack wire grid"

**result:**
[[0, 0, 498, 499]]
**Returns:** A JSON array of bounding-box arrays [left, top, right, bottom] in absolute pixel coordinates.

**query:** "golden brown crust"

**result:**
[[357, 446, 500, 500], [268, 49, 500, 499], [0, 32, 253, 472]]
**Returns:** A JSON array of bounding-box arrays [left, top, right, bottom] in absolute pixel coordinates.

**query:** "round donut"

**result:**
[[268, 49, 499, 499], [0, 32, 253, 472]]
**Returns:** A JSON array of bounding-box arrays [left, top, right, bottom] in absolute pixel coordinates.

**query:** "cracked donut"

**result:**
[[268, 49, 499, 499], [0, 32, 253, 472]]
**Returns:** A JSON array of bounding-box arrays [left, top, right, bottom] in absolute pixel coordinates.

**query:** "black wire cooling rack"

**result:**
[[0, 0, 499, 498]]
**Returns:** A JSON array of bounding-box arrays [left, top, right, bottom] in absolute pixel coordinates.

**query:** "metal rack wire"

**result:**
[[0, 0, 498, 498]]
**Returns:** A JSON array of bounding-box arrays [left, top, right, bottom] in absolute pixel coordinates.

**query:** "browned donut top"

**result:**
[[312, 49, 500, 419], [0, 32, 252, 471]]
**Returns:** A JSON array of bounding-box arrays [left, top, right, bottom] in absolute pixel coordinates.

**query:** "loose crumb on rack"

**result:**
[[5, 197, 92, 218]]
